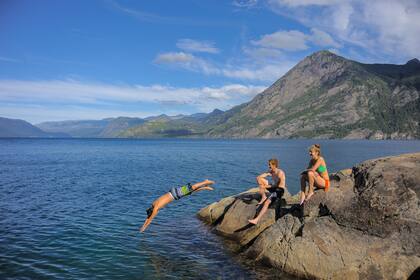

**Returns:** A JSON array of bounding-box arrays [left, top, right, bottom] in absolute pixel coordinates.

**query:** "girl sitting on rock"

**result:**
[[140, 179, 215, 232], [249, 158, 286, 225], [300, 144, 330, 204]]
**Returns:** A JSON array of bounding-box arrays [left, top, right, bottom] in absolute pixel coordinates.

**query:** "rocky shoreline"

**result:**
[[197, 153, 420, 279]]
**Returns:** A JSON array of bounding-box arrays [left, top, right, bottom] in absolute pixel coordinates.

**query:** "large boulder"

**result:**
[[215, 197, 277, 246], [197, 187, 259, 224], [198, 187, 290, 246], [197, 196, 236, 224], [247, 216, 420, 279], [198, 153, 420, 279]]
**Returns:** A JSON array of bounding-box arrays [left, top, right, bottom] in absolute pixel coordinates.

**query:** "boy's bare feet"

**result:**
[[248, 218, 259, 225], [204, 179, 215, 185]]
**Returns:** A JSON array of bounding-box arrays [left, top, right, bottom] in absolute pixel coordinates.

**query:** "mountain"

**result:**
[[37, 117, 145, 138], [37, 119, 109, 137], [0, 117, 69, 138], [98, 117, 146, 137], [204, 50, 420, 139], [28, 51, 420, 139], [119, 109, 225, 138]]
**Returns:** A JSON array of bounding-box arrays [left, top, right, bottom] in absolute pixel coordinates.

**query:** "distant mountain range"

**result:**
[[2, 50, 419, 139], [36, 117, 146, 138], [0, 117, 69, 138]]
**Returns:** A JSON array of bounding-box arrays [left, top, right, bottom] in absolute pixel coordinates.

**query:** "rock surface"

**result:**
[[197, 153, 420, 279]]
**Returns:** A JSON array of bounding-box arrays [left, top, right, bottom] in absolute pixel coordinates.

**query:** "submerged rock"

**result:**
[[197, 153, 420, 279]]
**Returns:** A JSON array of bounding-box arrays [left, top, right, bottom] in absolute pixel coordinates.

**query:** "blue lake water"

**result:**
[[1, 138, 420, 279]]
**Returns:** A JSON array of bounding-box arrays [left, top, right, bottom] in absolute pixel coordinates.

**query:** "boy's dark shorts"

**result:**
[[266, 187, 285, 203]]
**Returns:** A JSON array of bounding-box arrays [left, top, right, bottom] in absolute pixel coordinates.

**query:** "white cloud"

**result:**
[[155, 32, 307, 82], [242, 47, 283, 60], [155, 50, 295, 81], [309, 28, 341, 48], [0, 80, 264, 104], [0, 56, 20, 63], [330, 2, 354, 32], [201, 84, 265, 100], [232, 0, 259, 8], [0, 104, 148, 124], [222, 62, 295, 81], [361, 0, 420, 58], [250, 28, 339, 51], [268, 0, 420, 61], [154, 52, 195, 63], [108, 0, 191, 25], [176, 39, 219, 53], [155, 52, 220, 75], [251, 30, 308, 51], [270, 0, 339, 7], [0, 79, 266, 122]]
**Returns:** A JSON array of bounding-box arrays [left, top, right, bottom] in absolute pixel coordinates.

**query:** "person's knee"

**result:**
[[257, 176, 264, 184], [152, 207, 159, 215], [307, 170, 315, 177], [264, 199, 272, 206]]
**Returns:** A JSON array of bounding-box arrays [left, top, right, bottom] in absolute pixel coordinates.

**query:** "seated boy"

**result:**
[[249, 158, 285, 225]]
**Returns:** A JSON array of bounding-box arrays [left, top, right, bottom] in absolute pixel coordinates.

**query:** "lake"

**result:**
[[1, 139, 420, 279]]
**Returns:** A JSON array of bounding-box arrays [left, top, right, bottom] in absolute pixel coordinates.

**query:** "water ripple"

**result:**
[[1, 139, 420, 279]]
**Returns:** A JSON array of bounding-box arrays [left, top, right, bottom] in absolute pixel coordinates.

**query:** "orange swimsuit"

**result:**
[[324, 178, 330, 192]]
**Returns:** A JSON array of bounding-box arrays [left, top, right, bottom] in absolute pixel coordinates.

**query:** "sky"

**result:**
[[1, 0, 419, 123]]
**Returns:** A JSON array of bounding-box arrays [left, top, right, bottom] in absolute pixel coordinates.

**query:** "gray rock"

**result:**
[[197, 196, 236, 224], [198, 153, 420, 279]]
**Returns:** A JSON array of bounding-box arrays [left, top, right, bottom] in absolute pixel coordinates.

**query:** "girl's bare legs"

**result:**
[[300, 174, 307, 205], [306, 171, 315, 200], [257, 176, 269, 205], [140, 193, 174, 232], [249, 198, 271, 225], [305, 172, 326, 202]]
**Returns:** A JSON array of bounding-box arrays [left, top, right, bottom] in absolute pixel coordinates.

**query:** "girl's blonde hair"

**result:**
[[309, 144, 321, 156]]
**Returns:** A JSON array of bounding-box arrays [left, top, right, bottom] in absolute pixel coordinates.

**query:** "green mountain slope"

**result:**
[[37, 117, 145, 138], [119, 109, 225, 138], [205, 51, 420, 139]]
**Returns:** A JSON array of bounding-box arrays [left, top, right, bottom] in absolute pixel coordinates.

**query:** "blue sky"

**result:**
[[1, 0, 419, 123]]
